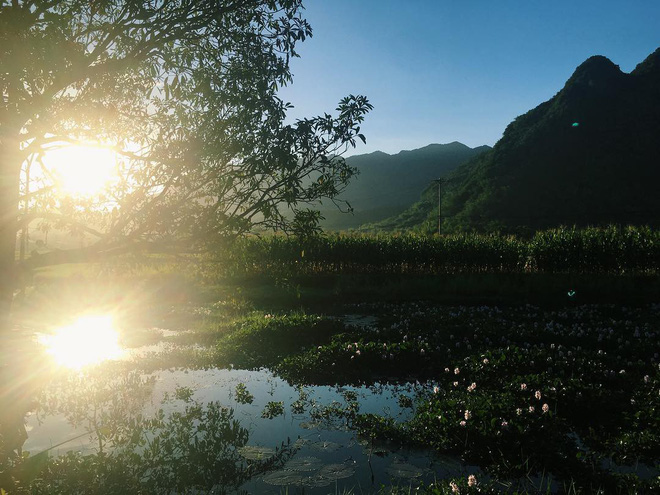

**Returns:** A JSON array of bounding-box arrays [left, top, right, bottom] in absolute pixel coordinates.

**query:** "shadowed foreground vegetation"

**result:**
[[2, 228, 658, 494]]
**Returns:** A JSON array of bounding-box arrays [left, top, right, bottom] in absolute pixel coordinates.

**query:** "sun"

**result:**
[[39, 315, 124, 369], [42, 145, 118, 196]]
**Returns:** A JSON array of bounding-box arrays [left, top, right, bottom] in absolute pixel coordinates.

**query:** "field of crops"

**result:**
[[212, 226, 659, 277]]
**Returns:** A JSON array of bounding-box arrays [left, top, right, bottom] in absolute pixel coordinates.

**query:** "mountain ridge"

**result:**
[[368, 48, 660, 234], [318, 141, 491, 230]]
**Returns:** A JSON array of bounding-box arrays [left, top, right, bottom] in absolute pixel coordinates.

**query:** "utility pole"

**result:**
[[434, 178, 446, 236]]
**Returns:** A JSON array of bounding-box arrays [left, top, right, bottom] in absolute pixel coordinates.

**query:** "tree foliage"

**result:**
[[0, 0, 372, 271]]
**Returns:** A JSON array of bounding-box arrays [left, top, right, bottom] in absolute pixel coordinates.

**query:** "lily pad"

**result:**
[[292, 437, 308, 449], [308, 439, 341, 453], [302, 473, 334, 488], [285, 456, 323, 472], [386, 460, 424, 479], [358, 437, 395, 456], [262, 470, 305, 486], [237, 445, 275, 460], [317, 462, 356, 480], [299, 421, 321, 430]]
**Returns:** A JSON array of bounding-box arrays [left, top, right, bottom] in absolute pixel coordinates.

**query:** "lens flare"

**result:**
[[40, 315, 124, 369]]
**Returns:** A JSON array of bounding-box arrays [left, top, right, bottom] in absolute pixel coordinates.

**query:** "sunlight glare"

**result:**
[[40, 315, 124, 369], [43, 145, 118, 196]]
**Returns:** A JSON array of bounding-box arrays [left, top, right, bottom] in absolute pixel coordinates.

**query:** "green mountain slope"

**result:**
[[372, 48, 660, 234], [317, 142, 490, 230]]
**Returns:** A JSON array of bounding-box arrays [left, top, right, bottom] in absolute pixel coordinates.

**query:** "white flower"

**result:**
[[529, 406, 535, 413], [450, 481, 460, 493], [454, 367, 460, 375], [542, 403, 549, 413], [467, 474, 477, 487], [459, 420, 467, 427], [516, 408, 523, 416], [535, 390, 542, 400], [520, 383, 527, 391], [433, 386, 440, 394], [467, 382, 477, 392], [464, 410, 471, 420]]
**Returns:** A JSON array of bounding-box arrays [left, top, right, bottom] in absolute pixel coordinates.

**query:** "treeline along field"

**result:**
[[212, 226, 659, 277]]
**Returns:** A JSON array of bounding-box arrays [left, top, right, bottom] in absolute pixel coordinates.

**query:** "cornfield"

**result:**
[[212, 226, 659, 277]]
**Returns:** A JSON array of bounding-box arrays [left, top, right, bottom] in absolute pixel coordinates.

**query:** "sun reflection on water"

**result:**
[[40, 315, 124, 369]]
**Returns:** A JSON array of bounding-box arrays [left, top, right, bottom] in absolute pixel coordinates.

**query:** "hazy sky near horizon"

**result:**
[[277, 1, 660, 156]]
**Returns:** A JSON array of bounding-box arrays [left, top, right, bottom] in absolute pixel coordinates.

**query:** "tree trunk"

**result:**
[[0, 132, 20, 339]]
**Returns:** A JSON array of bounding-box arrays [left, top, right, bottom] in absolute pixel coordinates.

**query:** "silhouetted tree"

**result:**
[[0, 1, 372, 334]]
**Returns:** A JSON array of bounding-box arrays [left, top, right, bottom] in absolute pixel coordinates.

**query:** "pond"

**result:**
[[24, 321, 476, 494], [14, 302, 660, 493]]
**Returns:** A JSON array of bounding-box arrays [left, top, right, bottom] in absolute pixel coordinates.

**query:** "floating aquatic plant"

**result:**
[[237, 445, 276, 460], [284, 456, 323, 472]]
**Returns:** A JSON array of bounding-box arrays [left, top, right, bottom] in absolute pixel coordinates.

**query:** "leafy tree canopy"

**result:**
[[0, 0, 372, 272]]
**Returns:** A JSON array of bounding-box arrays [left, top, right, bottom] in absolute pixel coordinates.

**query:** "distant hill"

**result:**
[[371, 47, 660, 234], [317, 142, 490, 230]]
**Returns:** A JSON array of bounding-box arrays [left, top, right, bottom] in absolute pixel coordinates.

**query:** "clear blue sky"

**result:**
[[278, 0, 660, 155]]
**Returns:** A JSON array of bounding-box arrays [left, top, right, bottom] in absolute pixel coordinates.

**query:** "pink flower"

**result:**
[[529, 406, 535, 413], [542, 403, 549, 413], [520, 383, 527, 391], [535, 390, 542, 400], [501, 420, 509, 428], [459, 420, 467, 427], [450, 481, 460, 493], [467, 382, 477, 392], [468, 474, 477, 487]]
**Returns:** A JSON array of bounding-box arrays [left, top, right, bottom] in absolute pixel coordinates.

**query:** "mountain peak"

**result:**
[[567, 55, 623, 84], [632, 46, 660, 76], [560, 55, 625, 102]]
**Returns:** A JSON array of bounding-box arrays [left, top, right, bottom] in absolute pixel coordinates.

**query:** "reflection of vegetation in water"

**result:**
[[7, 367, 294, 494], [261, 401, 285, 419], [28, 402, 293, 494], [234, 383, 254, 404]]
